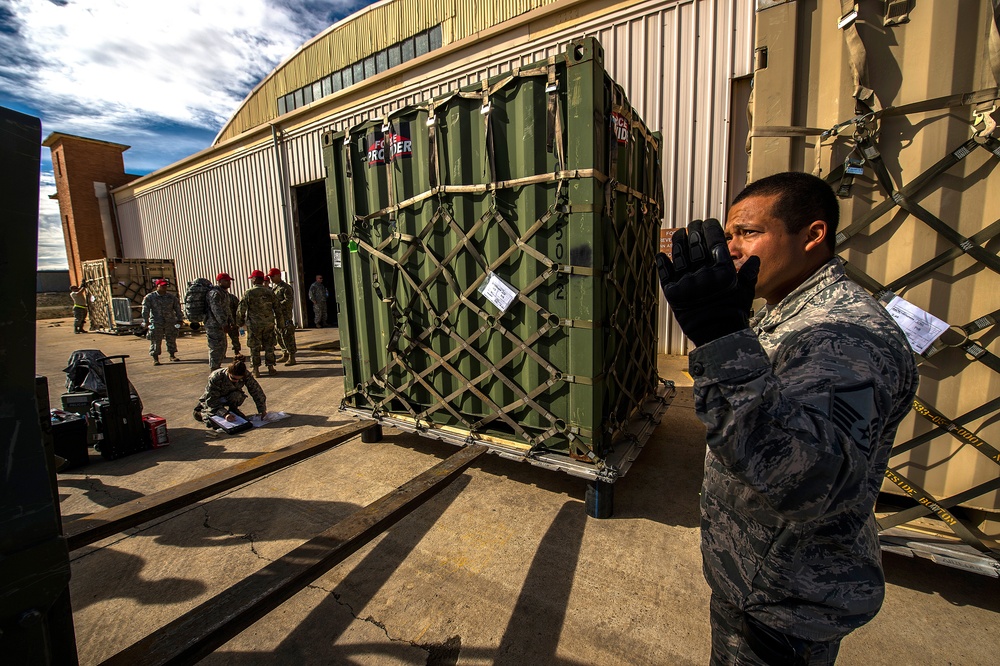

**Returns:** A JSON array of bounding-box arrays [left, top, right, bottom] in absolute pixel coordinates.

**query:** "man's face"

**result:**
[[724, 194, 820, 306], [219, 279, 232, 290], [156, 283, 168, 294], [316, 276, 323, 282]]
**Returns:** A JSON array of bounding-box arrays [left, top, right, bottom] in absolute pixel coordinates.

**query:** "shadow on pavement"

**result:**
[[202, 475, 473, 665], [883, 552, 1000, 613], [492, 500, 592, 665], [70, 549, 208, 612]]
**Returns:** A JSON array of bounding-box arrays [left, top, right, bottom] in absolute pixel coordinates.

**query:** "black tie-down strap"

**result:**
[[878, 394, 1000, 560], [837, 264, 1000, 558], [338, 66, 662, 464]]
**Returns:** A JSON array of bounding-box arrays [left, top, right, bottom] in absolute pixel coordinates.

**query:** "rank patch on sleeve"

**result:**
[[832, 383, 877, 456]]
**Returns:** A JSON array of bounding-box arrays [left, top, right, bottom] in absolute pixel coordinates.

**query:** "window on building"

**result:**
[[281, 24, 444, 112], [415, 31, 429, 57]]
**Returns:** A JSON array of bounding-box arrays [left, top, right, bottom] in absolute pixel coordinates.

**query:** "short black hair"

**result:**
[[732, 172, 840, 252]]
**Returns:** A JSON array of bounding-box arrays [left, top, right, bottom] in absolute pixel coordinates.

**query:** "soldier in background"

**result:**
[[267, 268, 298, 366], [227, 289, 242, 359], [237, 270, 281, 377], [656, 172, 918, 664], [308, 274, 329, 327], [141, 279, 183, 366], [205, 272, 236, 371], [70, 283, 88, 333]]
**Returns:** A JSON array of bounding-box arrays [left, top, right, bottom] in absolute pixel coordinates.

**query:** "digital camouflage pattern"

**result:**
[[195, 367, 266, 428], [309, 280, 328, 326], [691, 257, 919, 642], [237, 285, 280, 368], [141, 290, 183, 357], [205, 286, 235, 369], [270, 277, 297, 354], [228, 291, 242, 353]]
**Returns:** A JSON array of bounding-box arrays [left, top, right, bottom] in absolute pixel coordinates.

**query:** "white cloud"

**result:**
[[2, 0, 366, 270], [37, 171, 67, 270], [8, 0, 355, 136]]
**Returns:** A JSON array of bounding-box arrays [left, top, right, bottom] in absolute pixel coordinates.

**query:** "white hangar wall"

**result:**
[[115, 0, 755, 350]]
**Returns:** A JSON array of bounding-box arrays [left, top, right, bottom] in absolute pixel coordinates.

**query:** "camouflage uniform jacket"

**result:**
[[270, 278, 295, 323], [308, 281, 328, 303], [691, 257, 918, 641], [141, 291, 183, 327], [237, 285, 279, 329], [206, 287, 235, 328], [200, 368, 266, 415]]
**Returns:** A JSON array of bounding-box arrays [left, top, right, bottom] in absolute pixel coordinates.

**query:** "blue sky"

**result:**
[[0, 0, 370, 269]]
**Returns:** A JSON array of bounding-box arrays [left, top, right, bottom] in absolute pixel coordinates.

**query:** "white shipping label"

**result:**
[[478, 272, 518, 313], [333, 249, 342, 268], [883, 295, 949, 354]]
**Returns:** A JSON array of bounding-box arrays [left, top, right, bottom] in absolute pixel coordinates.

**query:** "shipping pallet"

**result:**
[[878, 518, 1000, 578], [340, 380, 676, 519]]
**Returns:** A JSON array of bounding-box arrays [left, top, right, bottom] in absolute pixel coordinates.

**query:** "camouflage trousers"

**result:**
[[194, 390, 246, 430], [709, 596, 842, 666], [73, 306, 87, 332], [312, 301, 328, 326], [205, 323, 228, 369], [228, 327, 242, 354], [148, 325, 178, 357], [276, 319, 297, 353], [246, 323, 277, 368]]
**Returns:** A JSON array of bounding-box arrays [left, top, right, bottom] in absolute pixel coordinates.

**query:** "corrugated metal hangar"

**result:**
[[75, 0, 755, 354]]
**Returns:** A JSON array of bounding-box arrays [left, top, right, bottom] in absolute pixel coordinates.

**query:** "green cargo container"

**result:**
[[323, 38, 674, 491]]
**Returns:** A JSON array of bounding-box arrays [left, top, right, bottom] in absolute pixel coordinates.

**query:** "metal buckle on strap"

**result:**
[[838, 4, 859, 30]]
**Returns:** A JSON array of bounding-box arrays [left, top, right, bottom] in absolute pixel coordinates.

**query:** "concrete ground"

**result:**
[[37, 318, 999, 665]]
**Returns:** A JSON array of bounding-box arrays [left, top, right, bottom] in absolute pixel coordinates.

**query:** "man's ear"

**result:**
[[803, 219, 829, 253]]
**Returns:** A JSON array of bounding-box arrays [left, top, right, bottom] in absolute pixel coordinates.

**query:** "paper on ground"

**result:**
[[249, 411, 291, 428]]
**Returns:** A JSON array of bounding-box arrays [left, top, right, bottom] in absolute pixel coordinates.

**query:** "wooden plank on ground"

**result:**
[[100, 443, 488, 666], [65, 420, 376, 551]]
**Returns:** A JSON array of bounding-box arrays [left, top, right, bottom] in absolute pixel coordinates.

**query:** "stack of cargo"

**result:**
[[81, 258, 177, 334], [323, 38, 673, 500]]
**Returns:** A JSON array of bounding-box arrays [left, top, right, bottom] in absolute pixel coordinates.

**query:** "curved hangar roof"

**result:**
[[215, 0, 561, 144]]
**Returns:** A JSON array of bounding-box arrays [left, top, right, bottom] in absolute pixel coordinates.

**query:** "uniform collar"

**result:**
[[751, 257, 845, 332]]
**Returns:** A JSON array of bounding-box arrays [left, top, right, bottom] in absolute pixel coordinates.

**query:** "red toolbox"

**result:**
[[142, 414, 169, 448]]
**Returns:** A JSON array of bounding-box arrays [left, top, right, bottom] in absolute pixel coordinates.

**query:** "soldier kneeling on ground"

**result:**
[[193, 354, 267, 437]]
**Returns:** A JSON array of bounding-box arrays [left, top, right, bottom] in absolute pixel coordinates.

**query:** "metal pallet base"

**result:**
[[342, 380, 676, 482], [880, 527, 1000, 578]]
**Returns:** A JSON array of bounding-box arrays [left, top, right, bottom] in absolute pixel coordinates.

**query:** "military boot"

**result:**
[[169, 354, 180, 362], [278, 351, 289, 363], [152, 355, 161, 366], [284, 353, 296, 367], [267, 365, 278, 376], [252, 366, 261, 378]]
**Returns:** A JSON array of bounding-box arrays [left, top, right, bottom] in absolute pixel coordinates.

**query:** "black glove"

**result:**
[[656, 218, 760, 346]]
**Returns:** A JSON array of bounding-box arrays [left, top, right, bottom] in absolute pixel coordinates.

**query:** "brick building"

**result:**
[[42, 133, 138, 286]]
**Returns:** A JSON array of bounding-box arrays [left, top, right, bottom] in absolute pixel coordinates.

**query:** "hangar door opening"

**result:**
[[292, 180, 337, 327]]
